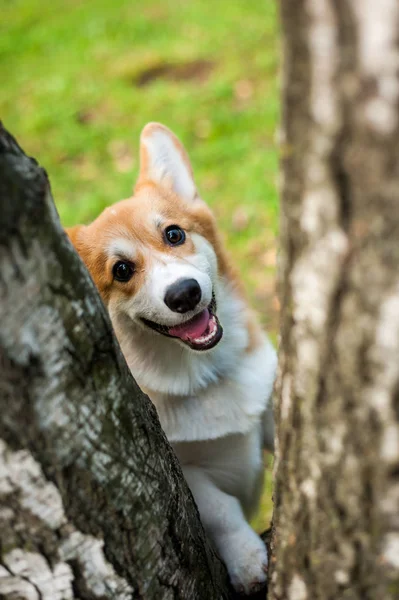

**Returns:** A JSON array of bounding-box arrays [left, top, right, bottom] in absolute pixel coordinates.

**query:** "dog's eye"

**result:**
[[165, 225, 186, 246], [113, 261, 134, 282]]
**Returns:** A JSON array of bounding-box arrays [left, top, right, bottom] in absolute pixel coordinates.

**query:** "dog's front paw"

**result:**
[[220, 529, 268, 595]]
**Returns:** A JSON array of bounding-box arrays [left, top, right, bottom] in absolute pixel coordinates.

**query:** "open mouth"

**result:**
[[141, 296, 223, 351]]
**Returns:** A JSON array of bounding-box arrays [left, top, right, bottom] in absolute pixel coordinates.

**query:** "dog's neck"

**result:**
[[111, 278, 250, 397]]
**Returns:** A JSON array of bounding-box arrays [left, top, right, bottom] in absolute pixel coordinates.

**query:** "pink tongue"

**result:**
[[169, 309, 211, 341]]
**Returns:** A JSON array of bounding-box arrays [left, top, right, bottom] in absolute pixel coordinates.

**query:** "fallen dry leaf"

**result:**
[[108, 140, 135, 173], [232, 206, 250, 231], [234, 79, 254, 101], [262, 247, 277, 267]]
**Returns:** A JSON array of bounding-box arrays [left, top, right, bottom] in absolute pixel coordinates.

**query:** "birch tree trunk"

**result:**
[[0, 124, 232, 600], [270, 2, 399, 599]]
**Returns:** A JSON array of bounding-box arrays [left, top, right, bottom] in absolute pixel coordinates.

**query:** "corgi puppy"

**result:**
[[67, 123, 277, 594]]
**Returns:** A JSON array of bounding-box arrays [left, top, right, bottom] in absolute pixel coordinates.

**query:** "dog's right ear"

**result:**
[[65, 225, 91, 265], [66, 225, 84, 248], [136, 122, 198, 203]]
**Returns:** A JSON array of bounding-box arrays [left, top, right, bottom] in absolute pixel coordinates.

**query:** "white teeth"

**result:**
[[193, 324, 217, 344]]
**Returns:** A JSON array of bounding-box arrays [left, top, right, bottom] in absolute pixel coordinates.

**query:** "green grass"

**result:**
[[0, 0, 279, 531]]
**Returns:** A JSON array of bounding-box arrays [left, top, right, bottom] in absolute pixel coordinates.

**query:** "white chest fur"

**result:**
[[147, 338, 277, 442]]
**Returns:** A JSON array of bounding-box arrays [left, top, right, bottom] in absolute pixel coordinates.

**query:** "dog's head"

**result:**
[[67, 123, 233, 352]]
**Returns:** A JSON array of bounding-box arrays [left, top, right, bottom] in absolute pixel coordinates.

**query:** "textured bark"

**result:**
[[0, 124, 232, 600], [270, 2, 399, 599]]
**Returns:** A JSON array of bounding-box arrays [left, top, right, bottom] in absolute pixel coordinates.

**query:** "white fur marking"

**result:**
[[107, 238, 136, 260]]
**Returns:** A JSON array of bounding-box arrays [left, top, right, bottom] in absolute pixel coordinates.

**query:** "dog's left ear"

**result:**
[[136, 122, 198, 203]]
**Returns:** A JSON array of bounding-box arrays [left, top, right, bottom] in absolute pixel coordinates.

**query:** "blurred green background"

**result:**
[[0, 0, 279, 530]]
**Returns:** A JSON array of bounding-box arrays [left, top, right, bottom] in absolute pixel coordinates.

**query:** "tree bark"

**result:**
[[0, 124, 232, 600], [270, 2, 399, 599]]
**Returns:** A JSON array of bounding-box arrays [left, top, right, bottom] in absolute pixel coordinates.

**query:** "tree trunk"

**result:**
[[270, 2, 399, 599], [0, 124, 232, 599]]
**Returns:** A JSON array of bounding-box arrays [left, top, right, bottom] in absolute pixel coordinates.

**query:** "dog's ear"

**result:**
[[66, 225, 84, 248], [136, 122, 198, 203], [65, 225, 91, 264]]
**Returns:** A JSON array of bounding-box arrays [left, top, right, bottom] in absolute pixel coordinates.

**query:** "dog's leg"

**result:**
[[183, 465, 268, 595]]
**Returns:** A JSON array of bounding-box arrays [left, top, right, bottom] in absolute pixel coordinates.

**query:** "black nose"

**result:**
[[164, 278, 202, 313]]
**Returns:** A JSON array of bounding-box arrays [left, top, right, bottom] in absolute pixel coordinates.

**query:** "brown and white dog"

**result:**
[[67, 123, 277, 594]]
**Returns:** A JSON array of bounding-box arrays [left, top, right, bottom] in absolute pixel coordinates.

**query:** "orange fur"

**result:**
[[66, 125, 262, 352]]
